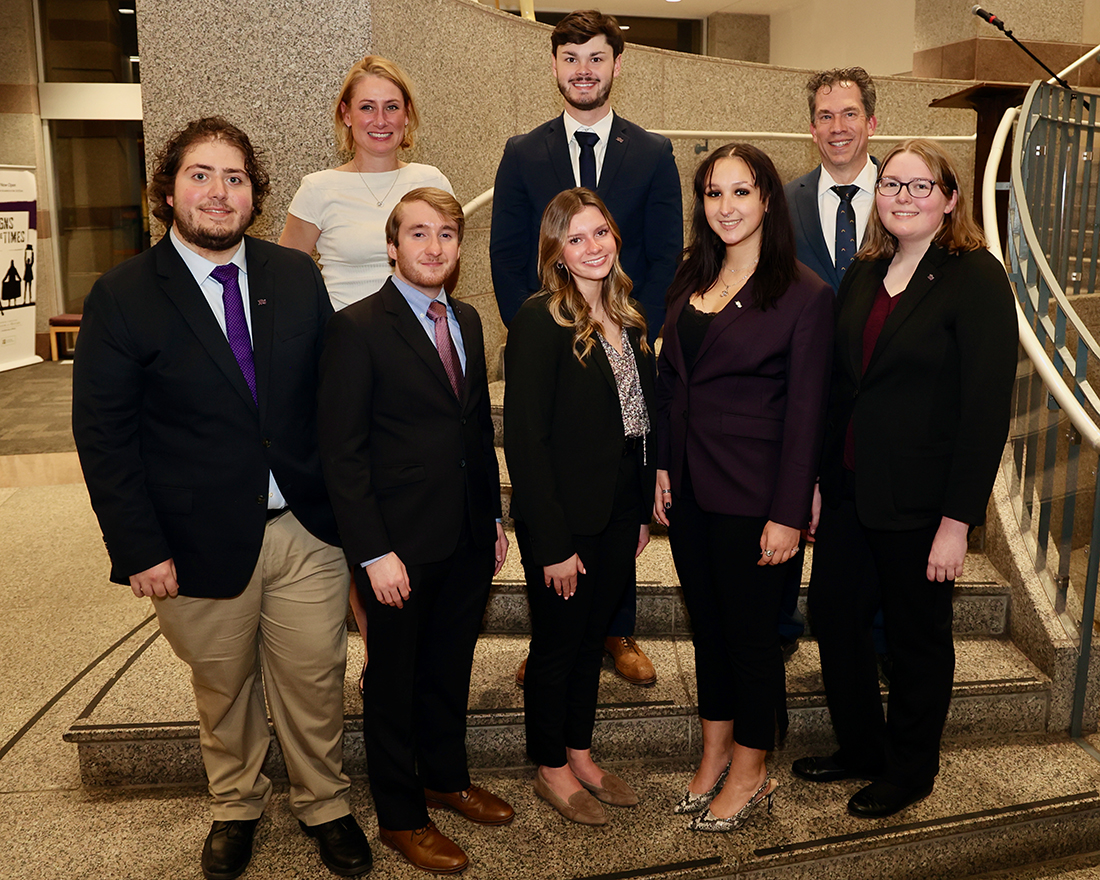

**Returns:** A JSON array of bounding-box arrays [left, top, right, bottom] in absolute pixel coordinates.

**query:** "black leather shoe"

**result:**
[[848, 780, 934, 818], [201, 818, 259, 880], [300, 814, 373, 876], [791, 755, 880, 782]]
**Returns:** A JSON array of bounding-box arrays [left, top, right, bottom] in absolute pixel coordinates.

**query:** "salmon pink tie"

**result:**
[[427, 299, 463, 400], [210, 263, 257, 405]]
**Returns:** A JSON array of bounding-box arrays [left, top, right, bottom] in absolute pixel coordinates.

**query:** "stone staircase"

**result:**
[[63, 379, 1100, 878]]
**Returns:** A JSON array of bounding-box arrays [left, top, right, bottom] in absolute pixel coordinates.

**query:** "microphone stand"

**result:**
[[977, 11, 1088, 107]]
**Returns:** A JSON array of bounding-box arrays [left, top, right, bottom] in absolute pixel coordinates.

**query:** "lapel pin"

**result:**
[[927, 274, 934, 281], [616, 136, 624, 143], [256, 299, 267, 305]]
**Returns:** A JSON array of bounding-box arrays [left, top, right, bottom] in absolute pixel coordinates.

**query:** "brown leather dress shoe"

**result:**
[[604, 637, 657, 685], [425, 785, 515, 825], [515, 656, 527, 688], [378, 822, 468, 874]]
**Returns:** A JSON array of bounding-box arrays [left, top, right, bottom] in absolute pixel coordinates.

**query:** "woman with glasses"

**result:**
[[794, 138, 1017, 818], [653, 143, 833, 832]]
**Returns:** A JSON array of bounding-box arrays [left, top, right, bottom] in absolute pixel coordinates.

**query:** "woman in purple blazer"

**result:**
[[654, 144, 834, 832]]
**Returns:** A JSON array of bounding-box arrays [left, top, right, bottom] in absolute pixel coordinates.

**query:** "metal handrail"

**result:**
[[649, 131, 976, 143]]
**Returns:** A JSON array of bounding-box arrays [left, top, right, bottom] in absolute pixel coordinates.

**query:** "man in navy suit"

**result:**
[[785, 67, 878, 294], [491, 9, 682, 687], [781, 69, 884, 667], [72, 118, 373, 880]]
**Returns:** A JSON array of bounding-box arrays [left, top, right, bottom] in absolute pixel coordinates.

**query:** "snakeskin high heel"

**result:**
[[673, 761, 730, 814], [688, 777, 777, 832]]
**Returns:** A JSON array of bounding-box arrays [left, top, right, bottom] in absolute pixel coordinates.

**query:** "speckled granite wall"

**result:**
[[706, 12, 769, 63], [135, 0, 979, 376]]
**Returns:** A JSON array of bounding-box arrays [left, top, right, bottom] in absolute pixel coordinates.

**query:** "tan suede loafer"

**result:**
[[378, 822, 468, 874], [533, 771, 608, 826], [604, 636, 657, 685], [576, 771, 639, 807], [424, 785, 515, 825]]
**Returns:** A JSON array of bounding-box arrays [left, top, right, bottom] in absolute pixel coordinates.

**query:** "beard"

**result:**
[[173, 207, 251, 254], [557, 76, 613, 113]]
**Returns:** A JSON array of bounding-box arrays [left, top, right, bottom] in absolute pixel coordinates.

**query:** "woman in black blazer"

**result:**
[[504, 188, 657, 826], [654, 144, 834, 832], [794, 139, 1018, 818]]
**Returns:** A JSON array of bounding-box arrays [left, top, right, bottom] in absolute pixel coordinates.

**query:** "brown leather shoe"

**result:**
[[576, 771, 639, 807], [604, 637, 657, 686], [378, 822, 468, 874], [515, 656, 527, 688], [425, 785, 515, 825]]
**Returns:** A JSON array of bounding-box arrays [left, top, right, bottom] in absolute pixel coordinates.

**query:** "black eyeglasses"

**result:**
[[875, 178, 939, 199]]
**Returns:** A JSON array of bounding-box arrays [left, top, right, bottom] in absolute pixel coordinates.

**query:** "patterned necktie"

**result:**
[[832, 184, 860, 278], [427, 300, 464, 400], [576, 131, 600, 190], [210, 263, 257, 405]]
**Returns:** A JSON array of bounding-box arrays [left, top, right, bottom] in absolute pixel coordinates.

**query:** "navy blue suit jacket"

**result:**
[[785, 159, 878, 294], [490, 112, 682, 340]]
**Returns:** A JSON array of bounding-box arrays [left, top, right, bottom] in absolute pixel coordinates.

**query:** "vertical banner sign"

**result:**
[[0, 168, 42, 372]]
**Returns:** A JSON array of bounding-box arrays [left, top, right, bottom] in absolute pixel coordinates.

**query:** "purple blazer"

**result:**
[[655, 263, 834, 529]]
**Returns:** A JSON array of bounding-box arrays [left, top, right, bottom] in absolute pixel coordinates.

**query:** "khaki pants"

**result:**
[[154, 511, 352, 824]]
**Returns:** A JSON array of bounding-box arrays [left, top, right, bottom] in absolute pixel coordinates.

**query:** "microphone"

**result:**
[[972, 5, 1006, 31]]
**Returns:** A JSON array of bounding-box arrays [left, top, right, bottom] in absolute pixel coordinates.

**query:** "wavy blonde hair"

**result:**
[[537, 188, 649, 363]]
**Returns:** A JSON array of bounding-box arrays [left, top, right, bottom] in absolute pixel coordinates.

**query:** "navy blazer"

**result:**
[[490, 113, 683, 340], [72, 234, 340, 596], [785, 160, 878, 294], [820, 245, 1018, 530], [317, 279, 501, 568], [504, 294, 657, 566], [655, 266, 834, 529]]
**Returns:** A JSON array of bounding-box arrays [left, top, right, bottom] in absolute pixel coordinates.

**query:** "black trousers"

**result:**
[[358, 522, 494, 831], [809, 491, 955, 787], [519, 453, 640, 768], [669, 494, 788, 751]]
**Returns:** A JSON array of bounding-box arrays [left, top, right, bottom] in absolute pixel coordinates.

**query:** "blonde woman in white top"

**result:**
[[280, 56, 453, 680], [280, 55, 453, 310]]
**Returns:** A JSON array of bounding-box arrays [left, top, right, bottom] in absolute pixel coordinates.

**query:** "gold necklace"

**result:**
[[356, 166, 402, 207], [715, 258, 758, 307]]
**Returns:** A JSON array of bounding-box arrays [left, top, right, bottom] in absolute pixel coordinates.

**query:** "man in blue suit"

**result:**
[[785, 67, 878, 294], [491, 8, 682, 686]]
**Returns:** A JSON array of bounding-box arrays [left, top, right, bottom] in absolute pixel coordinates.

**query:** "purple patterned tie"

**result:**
[[210, 263, 257, 405], [427, 300, 464, 399]]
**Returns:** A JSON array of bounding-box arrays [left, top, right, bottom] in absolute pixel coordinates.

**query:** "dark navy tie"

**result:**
[[210, 263, 256, 405], [576, 131, 599, 190], [832, 184, 860, 277]]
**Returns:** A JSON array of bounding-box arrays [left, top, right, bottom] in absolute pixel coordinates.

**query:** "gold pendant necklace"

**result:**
[[357, 167, 402, 207]]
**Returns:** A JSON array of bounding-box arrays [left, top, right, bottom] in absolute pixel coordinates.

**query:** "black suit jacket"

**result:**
[[655, 268, 835, 529], [819, 245, 1018, 529], [317, 279, 501, 567], [72, 234, 340, 596], [503, 294, 657, 566], [785, 160, 878, 294], [490, 113, 683, 339]]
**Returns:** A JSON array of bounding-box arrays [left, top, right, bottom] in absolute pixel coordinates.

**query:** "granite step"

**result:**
[[66, 626, 1047, 788]]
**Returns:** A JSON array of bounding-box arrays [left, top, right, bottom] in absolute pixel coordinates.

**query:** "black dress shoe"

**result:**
[[848, 780, 934, 818], [300, 814, 373, 876], [201, 818, 259, 880], [792, 754, 880, 782]]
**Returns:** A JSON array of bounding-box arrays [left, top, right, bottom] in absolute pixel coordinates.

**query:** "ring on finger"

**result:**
[[764, 549, 775, 557]]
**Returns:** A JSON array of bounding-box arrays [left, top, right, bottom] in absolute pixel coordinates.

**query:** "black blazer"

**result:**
[[785, 160, 878, 294], [655, 266, 834, 529], [490, 113, 683, 339], [72, 235, 340, 596], [317, 279, 501, 567], [819, 244, 1018, 530], [503, 294, 657, 566]]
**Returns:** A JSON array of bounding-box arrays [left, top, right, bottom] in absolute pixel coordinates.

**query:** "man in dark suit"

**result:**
[[491, 8, 681, 685], [781, 68, 882, 662], [72, 118, 373, 880], [785, 67, 879, 294], [318, 188, 513, 875]]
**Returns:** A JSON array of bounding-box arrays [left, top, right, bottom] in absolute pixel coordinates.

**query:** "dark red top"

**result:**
[[844, 282, 903, 471]]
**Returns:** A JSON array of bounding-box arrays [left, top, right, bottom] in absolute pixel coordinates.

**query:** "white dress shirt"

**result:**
[[562, 109, 616, 188], [816, 157, 879, 266]]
